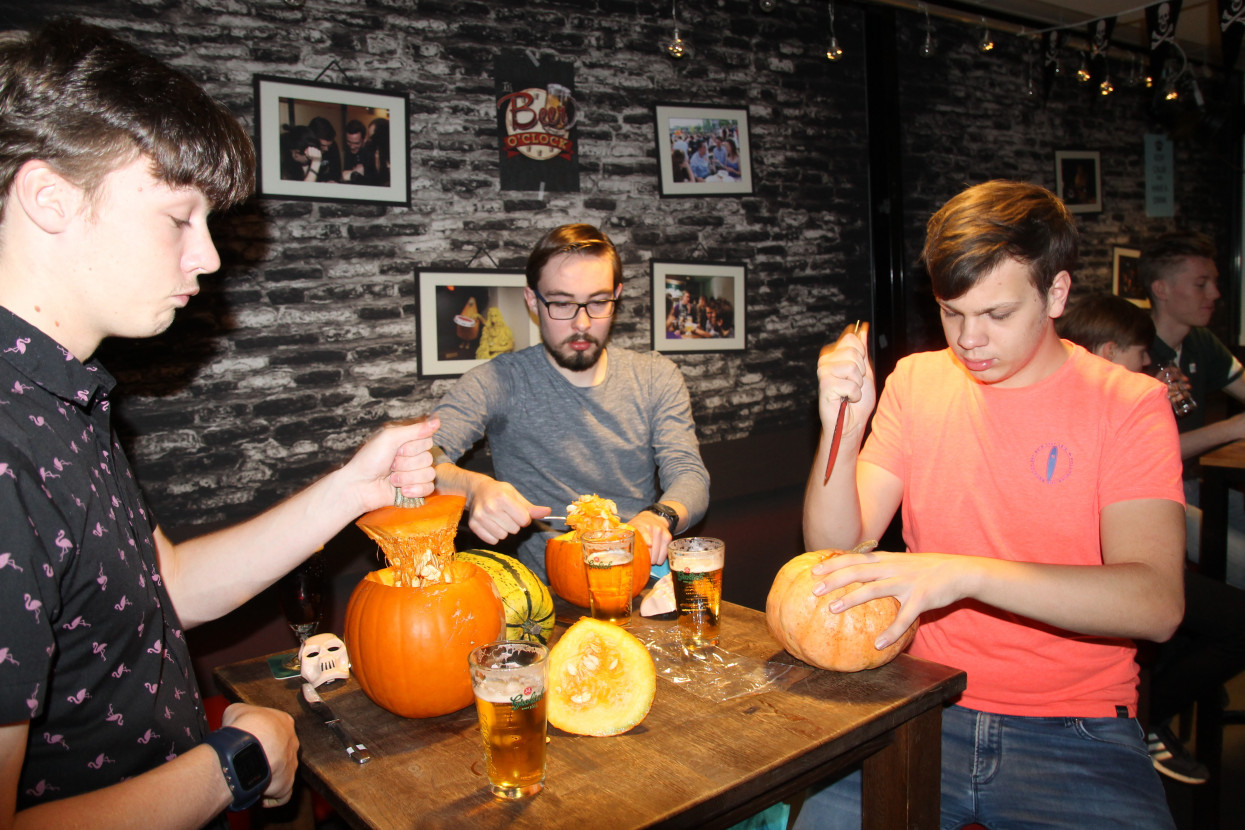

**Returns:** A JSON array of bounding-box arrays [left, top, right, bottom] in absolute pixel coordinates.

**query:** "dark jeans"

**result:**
[[1148, 568, 1245, 726]]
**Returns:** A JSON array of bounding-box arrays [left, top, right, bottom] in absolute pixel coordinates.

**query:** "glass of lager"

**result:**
[[468, 641, 550, 799], [580, 528, 635, 627], [668, 537, 725, 648]]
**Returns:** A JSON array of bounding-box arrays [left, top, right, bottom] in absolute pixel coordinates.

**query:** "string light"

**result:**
[[1076, 52, 1091, 83], [1099, 69, 1114, 96], [978, 17, 994, 53], [826, 2, 844, 61], [919, 4, 935, 59], [662, 0, 687, 60]]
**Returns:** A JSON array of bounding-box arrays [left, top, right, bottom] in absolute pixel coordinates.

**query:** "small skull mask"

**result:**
[[299, 632, 351, 687]]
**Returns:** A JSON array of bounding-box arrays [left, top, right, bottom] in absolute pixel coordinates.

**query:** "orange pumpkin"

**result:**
[[765, 549, 917, 672], [546, 617, 656, 736], [545, 530, 650, 608], [344, 562, 504, 717]]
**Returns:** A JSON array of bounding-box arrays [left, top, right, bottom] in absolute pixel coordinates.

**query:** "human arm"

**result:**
[[1, 704, 297, 830], [158, 418, 438, 627], [432, 455, 551, 545], [301, 145, 323, 182], [1176, 374, 1245, 459], [810, 495, 1185, 649]]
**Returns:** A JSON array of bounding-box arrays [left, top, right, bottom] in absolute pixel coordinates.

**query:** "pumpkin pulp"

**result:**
[[547, 617, 656, 736]]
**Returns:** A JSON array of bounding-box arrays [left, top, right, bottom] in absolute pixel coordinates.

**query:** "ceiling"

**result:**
[[911, 1, 1223, 65]]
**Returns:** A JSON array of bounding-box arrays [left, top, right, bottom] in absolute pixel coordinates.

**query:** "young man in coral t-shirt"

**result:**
[[797, 181, 1185, 829]]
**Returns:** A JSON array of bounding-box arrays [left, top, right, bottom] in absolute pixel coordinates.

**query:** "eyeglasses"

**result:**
[[533, 288, 617, 320]]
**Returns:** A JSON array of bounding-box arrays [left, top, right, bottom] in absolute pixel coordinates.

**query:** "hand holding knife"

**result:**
[[301, 682, 371, 764], [821, 320, 869, 486]]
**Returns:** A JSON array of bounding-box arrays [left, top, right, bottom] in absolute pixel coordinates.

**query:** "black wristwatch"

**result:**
[[202, 727, 271, 812], [642, 502, 679, 535]]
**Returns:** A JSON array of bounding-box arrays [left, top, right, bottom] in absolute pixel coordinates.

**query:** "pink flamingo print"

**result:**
[[111, 662, 130, 679], [144, 682, 158, 694], [0, 552, 24, 572], [66, 689, 90, 705], [24, 780, 59, 798], [38, 467, 59, 482], [11, 379, 31, 394], [25, 683, 39, 717], [43, 732, 68, 750], [0, 462, 14, 479], [0, 647, 19, 667], [4, 336, 30, 354], [162, 705, 173, 719], [92, 522, 106, 537], [105, 704, 124, 726], [166, 743, 179, 762], [147, 639, 162, 655], [137, 728, 158, 744], [76, 389, 90, 403], [61, 615, 90, 631], [114, 595, 131, 612], [52, 457, 70, 472], [86, 753, 114, 770], [55, 344, 70, 361], [91, 641, 107, 661], [54, 530, 74, 560], [28, 414, 46, 428], [23, 593, 42, 623], [96, 564, 107, 590]]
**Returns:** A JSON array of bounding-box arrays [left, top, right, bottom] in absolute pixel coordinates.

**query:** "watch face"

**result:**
[[233, 743, 269, 790]]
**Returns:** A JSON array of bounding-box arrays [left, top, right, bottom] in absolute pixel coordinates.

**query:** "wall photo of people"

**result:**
[[418, 271, 541, 376], [652, 261, 746, 352], [654, 104, 752, 197], [255, 76, 409, 204]]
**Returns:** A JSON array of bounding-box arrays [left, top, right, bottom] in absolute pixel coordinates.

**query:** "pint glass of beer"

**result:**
[[580, 528, 635, 627], [668, 537, 725, 647], [468, 641, 550, 799]]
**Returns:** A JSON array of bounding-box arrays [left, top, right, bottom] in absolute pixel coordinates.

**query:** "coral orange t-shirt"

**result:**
[[859, 344, 1184, 717]]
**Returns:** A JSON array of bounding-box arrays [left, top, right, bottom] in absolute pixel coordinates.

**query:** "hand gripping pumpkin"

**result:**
[[345, 494, 505, 718], [765, 545, 917, 672], [545, 494, 650, 607]]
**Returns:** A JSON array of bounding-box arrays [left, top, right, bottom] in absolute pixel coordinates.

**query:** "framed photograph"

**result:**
[[1055, 150, 1102, 214], [254, 75, 410, 205], [654, 103, 753, 197], [652, 261, 746, 353], [416, 270, 541, 377], [1112, 246, 1148, 307]]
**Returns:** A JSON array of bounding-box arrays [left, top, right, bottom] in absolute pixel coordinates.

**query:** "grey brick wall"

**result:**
[[3, 1, 1234, 528]]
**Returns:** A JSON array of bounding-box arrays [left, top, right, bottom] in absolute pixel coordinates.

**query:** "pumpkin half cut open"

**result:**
[[547, 618, 656, 736], [545, 494, 651, 607]]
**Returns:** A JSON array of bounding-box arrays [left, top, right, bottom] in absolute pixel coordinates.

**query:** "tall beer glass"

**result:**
[[668, 537, 725, 647], [468, 641, 549, 799], [580, 528, 635, 627]]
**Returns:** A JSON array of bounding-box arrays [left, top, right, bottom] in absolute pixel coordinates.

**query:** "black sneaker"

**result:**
[[1146, 724, 1210, 785]]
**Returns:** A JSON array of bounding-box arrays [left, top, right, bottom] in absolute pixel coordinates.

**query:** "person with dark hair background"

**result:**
[[307, 115, 342, 183]]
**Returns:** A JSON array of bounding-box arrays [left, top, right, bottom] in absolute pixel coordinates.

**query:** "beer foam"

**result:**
[[475, 674, 544, 705], [671, 550, 724, 572], [586, 550, 631, 567]]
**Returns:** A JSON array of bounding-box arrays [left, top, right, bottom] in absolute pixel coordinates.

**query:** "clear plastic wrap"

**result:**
[[628, 619, 812, 703]]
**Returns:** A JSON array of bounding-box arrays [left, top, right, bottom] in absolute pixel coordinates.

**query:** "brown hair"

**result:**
[[1055, 292, 1155, 355], [525, 223, 622, 290], [0, 17, 254, 218], [922, 180, 1078, 300], [1139, 230, 1217, 301]]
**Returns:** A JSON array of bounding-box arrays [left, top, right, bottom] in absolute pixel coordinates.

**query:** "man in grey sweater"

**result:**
[[431, 224, 710, 581]]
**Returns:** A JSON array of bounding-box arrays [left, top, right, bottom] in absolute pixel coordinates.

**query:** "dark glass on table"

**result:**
[[277, 550, 325, 671]]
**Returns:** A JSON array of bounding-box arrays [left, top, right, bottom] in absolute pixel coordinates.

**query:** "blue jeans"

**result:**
[[791, 705, 1174, 830]]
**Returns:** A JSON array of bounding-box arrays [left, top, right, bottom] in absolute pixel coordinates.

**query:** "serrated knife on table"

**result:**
[[300, 682, 371, 764]]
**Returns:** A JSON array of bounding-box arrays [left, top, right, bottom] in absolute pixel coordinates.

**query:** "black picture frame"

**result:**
[[254, 75, 410, 206], [1055, 149, 1102, 214], [654, 103, 753, 197]]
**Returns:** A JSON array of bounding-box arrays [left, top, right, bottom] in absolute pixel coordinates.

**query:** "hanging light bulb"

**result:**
[[1099, 71, 1114, 96], [662, 0, 688, 60], [919, 5, 935, 59], [826, 2, 844, 61], [1076, 52, 1091, 83], [759, 0, 777, 11], [978, 17, 994, 53]]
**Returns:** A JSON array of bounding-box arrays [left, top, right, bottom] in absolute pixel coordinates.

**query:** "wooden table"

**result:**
[[214, 602, 965, 830], [1193, 441, 1245, 829]]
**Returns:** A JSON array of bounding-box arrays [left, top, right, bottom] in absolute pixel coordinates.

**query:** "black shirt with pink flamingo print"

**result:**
[[0, 306, 206, 810]]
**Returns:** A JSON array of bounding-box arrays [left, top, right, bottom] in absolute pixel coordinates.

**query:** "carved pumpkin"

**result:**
[[345, 493, 504, 717], [765, 549, 917, 672], [545, 530, 650, 608], [546, 617, 656, 736], [344, 563, 503, 717]]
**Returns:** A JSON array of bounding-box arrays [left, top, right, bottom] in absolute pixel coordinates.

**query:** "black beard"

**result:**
[[546, 335, 604, 372]]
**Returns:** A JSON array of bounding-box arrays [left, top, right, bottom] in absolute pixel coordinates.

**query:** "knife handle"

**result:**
[[326, 719, 372, 764]]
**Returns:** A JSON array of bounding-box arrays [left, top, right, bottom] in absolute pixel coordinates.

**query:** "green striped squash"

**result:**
[[457, 550, 555, 645]]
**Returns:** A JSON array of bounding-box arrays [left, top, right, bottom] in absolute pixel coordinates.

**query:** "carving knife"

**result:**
[[822, 321, 866, 486], [300, 682, 371, 764]]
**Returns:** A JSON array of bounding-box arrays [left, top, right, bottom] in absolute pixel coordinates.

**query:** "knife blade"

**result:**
[[300, 682, 371, 764], [822, 320, 866, 486]]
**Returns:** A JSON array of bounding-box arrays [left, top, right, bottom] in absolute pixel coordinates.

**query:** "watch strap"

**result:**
[[642, 502, 679, 535], [202, 726, 270, 812]]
